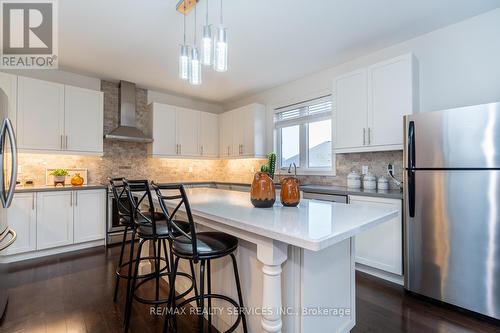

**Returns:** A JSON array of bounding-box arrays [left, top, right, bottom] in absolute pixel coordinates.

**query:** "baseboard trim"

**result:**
[[0, 240, 105, 263], [355, 263, 404, 285]]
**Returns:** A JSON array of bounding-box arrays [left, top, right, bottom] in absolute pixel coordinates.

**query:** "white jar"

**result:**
[[363, 173, 377, 190], [347, 171, 361, 189], [377, 176, 389, 190]]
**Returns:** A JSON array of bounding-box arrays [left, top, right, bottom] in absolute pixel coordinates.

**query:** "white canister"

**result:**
[[347, 171, 361, 189], [363, 172, 377, 190], [377, 176, 389, 190]]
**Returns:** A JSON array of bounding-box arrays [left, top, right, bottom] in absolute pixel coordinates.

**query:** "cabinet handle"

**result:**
[[363, 128, 366, 145], [227, 146, 230, 156], [32, 193, 35, 210], [75, 192, 78, 206], [65, 135, 68, 150], [368, 128, 371, 145], [179, 144, 181, 155], [60, 134, 64, 149], [70, 192, 73, 207], [200, 145, 203, 155]]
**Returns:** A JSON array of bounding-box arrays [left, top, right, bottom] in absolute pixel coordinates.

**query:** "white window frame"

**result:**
[[274, 95, 335, 176]]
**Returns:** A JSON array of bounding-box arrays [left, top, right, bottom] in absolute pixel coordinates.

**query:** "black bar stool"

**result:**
[[109, 177, 135, 305], [123, 179, 197, 333], [152, 183, 248, 333]]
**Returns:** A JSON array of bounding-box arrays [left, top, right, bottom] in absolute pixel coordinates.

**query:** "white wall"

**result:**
[[223, 9, 500, 151], [147, 90, 223, 114]]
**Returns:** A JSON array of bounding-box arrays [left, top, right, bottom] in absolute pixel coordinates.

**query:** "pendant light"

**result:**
[[189, 4, 202, 85], [201, 0, 212, 66], [179, 2, 190, 80], [213, 0, 228, 72]]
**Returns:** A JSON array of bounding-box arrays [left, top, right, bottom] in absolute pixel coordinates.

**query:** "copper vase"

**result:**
[[250, 172, 276, 208], [280, 177, 300, 207]]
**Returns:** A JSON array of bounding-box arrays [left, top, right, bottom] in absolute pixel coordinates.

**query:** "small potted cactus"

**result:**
[[250, 153, 277, 208]]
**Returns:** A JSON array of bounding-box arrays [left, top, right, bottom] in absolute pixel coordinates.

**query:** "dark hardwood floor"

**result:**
[[0, 245, 498, 333]]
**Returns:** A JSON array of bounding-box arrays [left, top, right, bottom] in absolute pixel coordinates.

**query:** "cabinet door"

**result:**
[[64, 85, 103, 153], [36, 191, 73, 250], [17, 76, 65, 151], [4, 193, 36, 255], [242, 104, 266, 157], [219, 111, 233, 157], [0, 72, 17, 125], [368, 56, 412, 147], [199, 112, 219, 157], [334, 70, 368, 150], [73, 190, 105, 243], [151, 103, 177, 156], [350, 196, 402, 275], [176, 107, 200, 156], [232, 109, 244, 156]]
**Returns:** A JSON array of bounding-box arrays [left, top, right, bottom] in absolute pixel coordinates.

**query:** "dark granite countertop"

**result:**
[[15, 184, 107, 193]]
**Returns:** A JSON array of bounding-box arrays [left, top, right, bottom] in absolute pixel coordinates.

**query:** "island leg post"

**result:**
[[257, 241, 288, 333]]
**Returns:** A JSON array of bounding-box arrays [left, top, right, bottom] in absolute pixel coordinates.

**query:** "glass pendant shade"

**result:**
[[179, 44, 190, 80], [213, 25, 228, 72], [189, 46, 202, 85], [201, 25, 213, 66]]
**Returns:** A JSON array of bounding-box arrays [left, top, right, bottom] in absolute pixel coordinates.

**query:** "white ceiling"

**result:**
[[59, 0, 500, 104]]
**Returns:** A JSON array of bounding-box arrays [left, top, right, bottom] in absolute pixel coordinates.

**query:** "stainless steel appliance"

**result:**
[[0, 88, 19, 318], [106, 188, 132, 245], [404, 102, 500, 320]]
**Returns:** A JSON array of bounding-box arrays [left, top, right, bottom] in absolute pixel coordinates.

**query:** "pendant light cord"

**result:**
[[220, 0, 223, 24], [206, 0, 209, 25], [183, 2, 186, 44], [194, 4, 197, 44]]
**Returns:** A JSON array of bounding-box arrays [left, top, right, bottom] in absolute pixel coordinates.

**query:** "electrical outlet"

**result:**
[[362, 165, 369, 175]]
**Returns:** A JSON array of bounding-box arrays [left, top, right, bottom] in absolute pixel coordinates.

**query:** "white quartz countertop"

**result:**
[[160, 188, 398, 251]]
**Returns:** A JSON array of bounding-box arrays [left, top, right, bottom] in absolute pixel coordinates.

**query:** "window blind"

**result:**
[[274, 95, 332, 128]]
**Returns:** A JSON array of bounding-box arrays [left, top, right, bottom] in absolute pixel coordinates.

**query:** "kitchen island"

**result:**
[[142, 188, 397, 333]]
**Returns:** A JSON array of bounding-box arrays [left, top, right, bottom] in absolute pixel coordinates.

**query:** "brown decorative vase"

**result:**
[[71, 173, 84, 186], [250, 172, 276, 208], [280, 177, 300, 207]]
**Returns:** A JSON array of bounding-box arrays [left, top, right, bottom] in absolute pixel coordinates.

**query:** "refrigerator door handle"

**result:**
[[407, 120, 416, 217], [0, 228, 16, 251], [4, 119, 17, 208]]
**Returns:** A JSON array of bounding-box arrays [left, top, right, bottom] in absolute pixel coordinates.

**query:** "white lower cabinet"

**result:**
[[73, 190, 106, 243], [1, 189, 106, 258], [36, 191, 74, 250], [4, 193, 36, 255], [349, 195, 403, 275]]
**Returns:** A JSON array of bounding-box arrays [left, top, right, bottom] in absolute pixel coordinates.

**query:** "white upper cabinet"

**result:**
[[150, 103, 177, 156], [0, 72, 18, 124], [219, 111, 233, 157], [219, 103, 266, 158], [149, 102, 218, 158], [334, 54, 417, 153], [199, 112, 219, 157], [64, 85, 104, 153], [334, 70, 368, 150], [17, 76, 65, 151], [16, 76, 104, 154], [176, 107, 200, 156]]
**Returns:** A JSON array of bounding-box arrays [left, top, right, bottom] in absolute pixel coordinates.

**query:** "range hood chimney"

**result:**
[[104, 80, 153, 143]]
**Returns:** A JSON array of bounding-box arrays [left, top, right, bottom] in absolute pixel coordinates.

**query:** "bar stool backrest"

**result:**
[[123, 179, 158, 234], [109, 177, 132, 221], [152, 183, 199, 260]]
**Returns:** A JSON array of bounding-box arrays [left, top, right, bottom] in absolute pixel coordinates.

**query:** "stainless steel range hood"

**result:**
[[104, 81, 153, 143]]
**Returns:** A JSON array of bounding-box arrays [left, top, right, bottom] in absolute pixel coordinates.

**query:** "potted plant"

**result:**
[[50, 169, 69, 186]]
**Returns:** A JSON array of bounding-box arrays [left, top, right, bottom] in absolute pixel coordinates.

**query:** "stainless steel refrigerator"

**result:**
[[0, 87, 18, 318], [404, 102, 500, 320]]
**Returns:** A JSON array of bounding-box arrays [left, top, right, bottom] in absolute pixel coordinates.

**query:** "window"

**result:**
[[275, 95, 333, 173]]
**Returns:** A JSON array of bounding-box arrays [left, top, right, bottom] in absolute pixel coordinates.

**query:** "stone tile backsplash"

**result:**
[[17, 80, 403, 189]]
